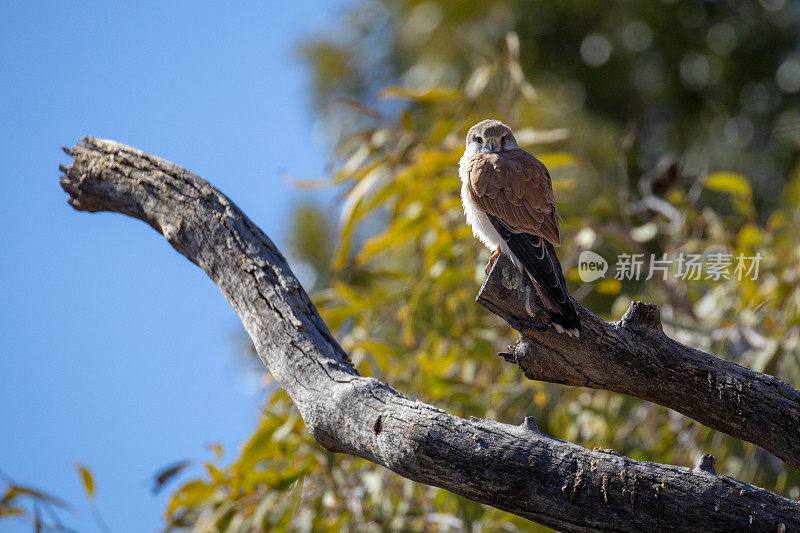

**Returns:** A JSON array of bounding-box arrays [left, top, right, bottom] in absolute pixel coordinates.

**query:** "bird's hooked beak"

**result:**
[[485, 137, 500, 153]]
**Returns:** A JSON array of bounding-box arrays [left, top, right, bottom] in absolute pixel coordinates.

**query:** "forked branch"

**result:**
[[478, 256, 800, 471], [60, 138, 800, 531]]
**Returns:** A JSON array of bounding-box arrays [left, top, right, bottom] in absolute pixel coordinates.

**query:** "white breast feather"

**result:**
[[458, 153, 518, 269]]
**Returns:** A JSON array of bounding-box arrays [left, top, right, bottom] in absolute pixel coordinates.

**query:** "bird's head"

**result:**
[[465, 119, 517, 156]]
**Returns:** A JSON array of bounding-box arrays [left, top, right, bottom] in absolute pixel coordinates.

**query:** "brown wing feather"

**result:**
[[467, 148, 561, 246]]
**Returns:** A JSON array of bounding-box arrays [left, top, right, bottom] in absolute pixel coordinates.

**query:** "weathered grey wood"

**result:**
[[60, 137, 800, 531], [478, 255, 800, 472]]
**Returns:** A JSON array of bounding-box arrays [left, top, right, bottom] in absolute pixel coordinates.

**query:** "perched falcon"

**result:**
[[459, 119, 581, 336]]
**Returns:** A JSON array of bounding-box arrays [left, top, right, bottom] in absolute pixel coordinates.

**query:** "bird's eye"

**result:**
[[473, 136, 483, 144], [501, 135, 507, 144]]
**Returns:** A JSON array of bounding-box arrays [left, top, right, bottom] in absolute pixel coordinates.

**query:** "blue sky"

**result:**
[[0, 1, 344, 530]]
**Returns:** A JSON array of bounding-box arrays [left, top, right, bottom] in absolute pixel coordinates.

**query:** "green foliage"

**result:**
[[304, 0, 800, 213], [162, 30, 800, 530], [0, 469, 75, 532], [0, 464, 112, 532]]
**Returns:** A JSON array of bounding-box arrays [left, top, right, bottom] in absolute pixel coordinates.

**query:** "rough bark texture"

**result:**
[[60, 137, 800, 532], [478, 256, 800, 472]]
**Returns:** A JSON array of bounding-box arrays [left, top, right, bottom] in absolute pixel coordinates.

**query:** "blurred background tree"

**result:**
[[101, 1, 800, 530], [304, 0, 800, 213]]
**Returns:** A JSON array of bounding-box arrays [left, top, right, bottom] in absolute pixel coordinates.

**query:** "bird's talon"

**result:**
[[485, 247, 502, 274]]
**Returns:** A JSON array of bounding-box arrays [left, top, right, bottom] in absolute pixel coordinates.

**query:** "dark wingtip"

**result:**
[[547, 309, 582, 334]]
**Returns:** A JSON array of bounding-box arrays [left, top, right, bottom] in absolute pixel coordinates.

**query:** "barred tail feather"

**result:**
[[534, 283, 581, 337]]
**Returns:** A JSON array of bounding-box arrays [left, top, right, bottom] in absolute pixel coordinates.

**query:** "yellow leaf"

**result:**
[[400, 110, 413, 130], [379, 86, 459, 102], [536, 151, 577, 169], [781, 162, 800, 207], [534, 390, 547, 407], [767, 210, 786, 232], [207, 443, 224, 460], [596, 278, 621, 295], [552, 178, 577, 192], [704, 171, 752, 198], [73, 463, 95, 500], [166, 480, 216, 518], [737, 224, 762, 250], [3, 486, 71, 509]]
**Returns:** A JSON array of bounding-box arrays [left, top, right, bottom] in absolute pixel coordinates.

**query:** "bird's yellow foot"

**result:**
[[485, 246, 502, 274]]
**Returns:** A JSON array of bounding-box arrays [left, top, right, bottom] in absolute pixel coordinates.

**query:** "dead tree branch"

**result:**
[[60, 137, 800, 532], [478, 256, 800, 472]]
